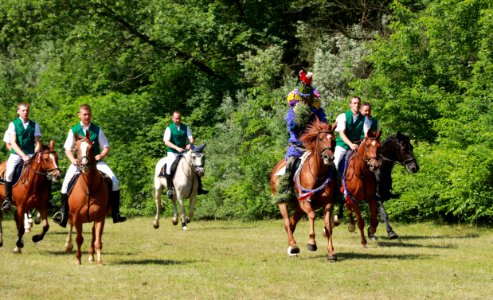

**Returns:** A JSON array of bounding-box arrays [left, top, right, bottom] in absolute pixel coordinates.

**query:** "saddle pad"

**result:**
[[275, 166, 286, 176], [0, 161, 24, 185]]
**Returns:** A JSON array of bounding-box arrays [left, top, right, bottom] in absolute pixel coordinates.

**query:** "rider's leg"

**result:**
[[333, 146, 347, 221], [197, 176, 208, 195], [2, 154, 21, 212], [110, 190, 126, 223], [53, 164, 77, 227], [2, 181, 13, 211], [165, 153, 178, 199], [96, 161, 126, 223], [276, 155, 296, 202]]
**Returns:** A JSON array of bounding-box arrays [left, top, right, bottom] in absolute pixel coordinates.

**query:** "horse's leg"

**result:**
[[0, 211, 3, 247], [187, 194, 196, 224], [323, 203, 337, 261], [153, 186, 162, 229], [278, 202, 299, 256], [75, 221, 84, 265], [24, 212, 32, 233], [88, 224, 96, 262], [13, 208, 25, 253], [288, 207, 304, 234], [32, 209, 49, 243], [352, 203, 367, 247], [170, 196, 179, 226], [95, 220, 105, 265], [177, 195, 187, 230], [377, 201, 398, 239], [300, 200, 317, 252], [367, 200, 379, 241], [347, 204, 356, 233], [64, 222, 74, 252]]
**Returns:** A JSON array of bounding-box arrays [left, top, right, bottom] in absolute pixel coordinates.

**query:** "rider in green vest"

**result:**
[[163, 111, 208, 198], [2, 103, 42, 212]]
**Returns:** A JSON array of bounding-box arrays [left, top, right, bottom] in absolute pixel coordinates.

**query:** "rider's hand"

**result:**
[[95, 154, 102, 161], [349, 143, 358, 151], [185, 144, 191, 151], [21, 154, 30, 162], [71, 158, 79, 165], [176, 147, 185, 153]]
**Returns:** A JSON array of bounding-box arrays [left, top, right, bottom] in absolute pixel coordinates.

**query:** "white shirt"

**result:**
[[64, 122, 109, 151], [3, 130, 9, 144], [335, 112, 371, 136], [7, 118, 42, 143], [163, 124, 193, 142]]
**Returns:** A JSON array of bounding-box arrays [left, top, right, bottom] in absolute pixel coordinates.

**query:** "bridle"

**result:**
[[353, 137, 380, 169]]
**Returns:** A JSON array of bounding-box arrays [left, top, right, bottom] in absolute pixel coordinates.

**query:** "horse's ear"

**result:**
[[74, 133, 79, 141], [397, 131, 403, 139], [49, 139, 55, 151], [85, 130, 91, 140], [376, 129, 382, 139]]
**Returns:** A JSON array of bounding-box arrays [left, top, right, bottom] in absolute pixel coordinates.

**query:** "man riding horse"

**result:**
[[162, 111, 208, 199], [53, 104, 126, 227], [276, 70, 327, 202], [2, 103, 42, 212]]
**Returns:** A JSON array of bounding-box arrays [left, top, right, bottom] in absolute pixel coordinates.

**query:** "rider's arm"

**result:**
[[335, 114, 358, 151], [7, 123, 29, 161], [64, 129, 78, 165], [339, 131, 358, 151], [186, 126, 194, 150], [33, 123, 42, 152], [96, 128, 110, 161]]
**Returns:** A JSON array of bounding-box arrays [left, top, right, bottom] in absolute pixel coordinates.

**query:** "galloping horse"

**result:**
[[271, 119, 338, 261], [342, 130, 382, 247], [0, 140, 61, 253], [63, 132, 111, 265], [153, 145, 206, 230], [375, 132, 419, 239]]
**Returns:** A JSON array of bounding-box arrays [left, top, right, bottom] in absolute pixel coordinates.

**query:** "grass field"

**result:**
[[1, 217, 492, 299]]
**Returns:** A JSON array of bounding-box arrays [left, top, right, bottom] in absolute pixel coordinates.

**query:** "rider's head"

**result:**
[[17, 103, 30, 121], [78, 104, 92, 126], [349, 96, 361, 115], [171, 111, 182, 126], [360, 102, 372, 117]]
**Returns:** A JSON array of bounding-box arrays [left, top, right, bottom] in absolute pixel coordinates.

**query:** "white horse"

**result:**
[[153, 145, 206, 230]]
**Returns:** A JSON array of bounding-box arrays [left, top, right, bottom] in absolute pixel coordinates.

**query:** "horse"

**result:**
[[342, 130, 382, 247], [153, 145, 206, 230], [0, 140, 61, 253], [375, 132, 419, 239], [270, 119, 338, 261], [63, 132, 111, 265]]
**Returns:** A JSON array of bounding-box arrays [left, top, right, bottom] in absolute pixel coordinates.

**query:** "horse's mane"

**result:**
[[299, 119, 332, 150], [381, 132, 410, 149]]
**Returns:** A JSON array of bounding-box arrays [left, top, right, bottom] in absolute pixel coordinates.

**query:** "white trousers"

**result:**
[[334, 146, 348, 171], [61, 161, 119, 193], [6, 153, 34, 182], [164, 152, 186, 174]]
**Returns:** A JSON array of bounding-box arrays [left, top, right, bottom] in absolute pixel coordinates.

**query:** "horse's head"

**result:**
[[74, 132, 95, 173], [359, 130, 382, 172], [299, 119, 336, 166], [36, 139, 61, 182], [190, 144, 206, 177], [395, 132, 419, 173]]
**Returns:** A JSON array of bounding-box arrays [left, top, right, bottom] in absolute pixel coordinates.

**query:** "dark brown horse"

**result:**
[[0, 140, 61, 253], [271, 119, 338, 261], [342, 130, 382, 247], [63, 132, 111, 265]]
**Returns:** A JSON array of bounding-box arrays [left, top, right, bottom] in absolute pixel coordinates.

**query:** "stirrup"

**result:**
[[198, 189, 209, 195], [52, 211, 64, 224], [167, 189, 174, 199], [1, 199, 12, 212]]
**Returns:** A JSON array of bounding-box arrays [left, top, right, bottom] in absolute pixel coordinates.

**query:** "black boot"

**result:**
[[1, 181, 13, 212], [52, 193, 69, 228], [197, 177, 209, 195], [110, 190, 126, 223], [166, 174, 174, 199]]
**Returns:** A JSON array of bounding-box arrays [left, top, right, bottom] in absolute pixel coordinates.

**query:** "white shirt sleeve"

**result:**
[[34, 123, 41, 137], [186, 126, 193, 139], [63, 129, 75, 150], [98, 128, 110, 148], [163, 127, 171, 142], [363, 116, 371, 135], [3, 130, 9, 143], [335, 113, 346, 132]]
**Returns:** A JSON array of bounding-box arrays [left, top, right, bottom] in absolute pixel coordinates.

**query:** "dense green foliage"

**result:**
[[1, 0, 491, 223]]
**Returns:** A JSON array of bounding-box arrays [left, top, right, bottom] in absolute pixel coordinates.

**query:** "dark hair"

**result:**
[[350, 96, 361, 102], [361, 102, 371, 108], [79, 104, 92, 112]]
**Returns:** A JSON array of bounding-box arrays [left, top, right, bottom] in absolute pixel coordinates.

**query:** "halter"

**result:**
[[352, 137, 379, 168], [24, 150, 60, 178]]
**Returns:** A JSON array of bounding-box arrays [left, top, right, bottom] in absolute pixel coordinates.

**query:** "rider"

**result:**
[[276, 70, 327, 202], [2, 103, 42, 212], [53, 104, 126, 227], [333, 96, 371, 219], [163, 111, 208, 199]]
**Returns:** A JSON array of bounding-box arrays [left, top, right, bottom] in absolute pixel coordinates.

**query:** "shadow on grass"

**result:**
[[377, 241, 458, 249], [393, 233, 480, 240], [116, 259, 197, 266], [307, 252, 435, 261]]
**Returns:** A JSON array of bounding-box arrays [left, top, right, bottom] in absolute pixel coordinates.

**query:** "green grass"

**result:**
[[1, 217, 492, 299]]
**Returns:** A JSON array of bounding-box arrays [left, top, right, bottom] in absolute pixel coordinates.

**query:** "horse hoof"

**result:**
[[172, 218, 178, 226], [327, 254, 337, 262], [306, 243, 317, 252], [16, 240, 24, 249], [332, 215, 341, 227], [186, 217, 191, 224], [348, 224, 355, 233], [287, 245, 300, 256], [34, 216, 41, 225], [32, 235, 43, 243], [153, 222, 159, 229], [368, 228, 378, 241], [182, 226, 187, 231], [13, 247, 21, 254], [64, 243, 73, 253], [388, 231, 399, 239]]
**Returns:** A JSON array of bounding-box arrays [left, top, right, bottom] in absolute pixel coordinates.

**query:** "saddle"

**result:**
[[0, 160, 25, 185], [158, 156, 183, 180], [66, 171, 112, 197]]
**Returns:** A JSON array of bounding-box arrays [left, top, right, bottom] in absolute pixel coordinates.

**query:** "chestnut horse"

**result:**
[[63, 132, 111, 265], [0, 140, 61, 253], [271, 119, 338, 261], [342, 130, 382, 247], [375, 132, 419, 239]]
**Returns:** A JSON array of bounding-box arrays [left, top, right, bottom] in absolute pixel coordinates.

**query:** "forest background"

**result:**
[[0, 0, 491, 224]]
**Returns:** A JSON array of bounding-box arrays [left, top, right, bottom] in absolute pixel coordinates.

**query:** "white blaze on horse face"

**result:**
[[80, 141, 90, 165], [192, 153, 205, 176]]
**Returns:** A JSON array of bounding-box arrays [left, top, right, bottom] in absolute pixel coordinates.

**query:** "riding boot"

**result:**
[[110, 190, 127, 223], [1, 181, 13, 212], [166, 174, 174, 199], [52, 193, 69, 228], [197, 177, 209, 195], [275, 157, 296, 203], [46, 180, 56, 209]]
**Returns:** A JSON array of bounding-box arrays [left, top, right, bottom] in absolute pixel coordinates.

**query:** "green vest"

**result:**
[[369, 117, 379, 133], [167, 123, 188, 153], [71, 123, 101, 156], [11, 118, 36, 155], [335, 110, 365, 150]]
